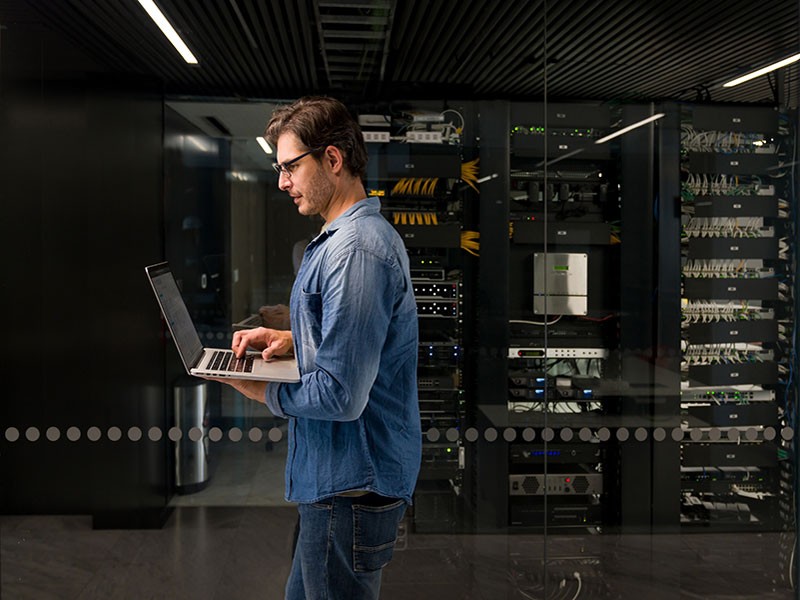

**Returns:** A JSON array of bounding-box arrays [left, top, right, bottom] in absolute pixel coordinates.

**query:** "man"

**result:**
[[221, 96, 421, 600]]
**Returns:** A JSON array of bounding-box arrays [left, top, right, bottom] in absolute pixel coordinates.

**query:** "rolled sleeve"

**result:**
[[264, 382, 288, 418]]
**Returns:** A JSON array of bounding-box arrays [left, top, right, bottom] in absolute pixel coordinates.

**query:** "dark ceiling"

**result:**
[[6, 0, 800, 106]]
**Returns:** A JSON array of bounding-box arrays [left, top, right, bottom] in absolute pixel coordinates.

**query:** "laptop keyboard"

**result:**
[[206, 350, 255, 373]]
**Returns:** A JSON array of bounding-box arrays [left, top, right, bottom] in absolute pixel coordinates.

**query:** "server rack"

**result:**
[[361, 102, 477, 532], [679, 104, 793, 532], [467, 101, 641, 531]]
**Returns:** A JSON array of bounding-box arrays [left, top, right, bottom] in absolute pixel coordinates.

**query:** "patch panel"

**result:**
[[413, 281, 461, 299], [508, 347, 609, 359], [509, 473, 603, 496], [416, 299, 460, 318]]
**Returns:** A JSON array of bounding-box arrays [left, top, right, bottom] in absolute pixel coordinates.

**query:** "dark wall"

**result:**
[[1, 21, 170, 526]]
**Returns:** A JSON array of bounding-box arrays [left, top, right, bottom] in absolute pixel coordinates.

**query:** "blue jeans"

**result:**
[[285, 494, 406, 600]]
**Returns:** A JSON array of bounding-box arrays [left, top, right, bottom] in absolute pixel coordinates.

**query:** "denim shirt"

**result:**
[[266, 197, 421, 504]]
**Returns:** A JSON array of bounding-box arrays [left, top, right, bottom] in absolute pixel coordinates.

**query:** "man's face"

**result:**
[[276, 132, 334, 218]]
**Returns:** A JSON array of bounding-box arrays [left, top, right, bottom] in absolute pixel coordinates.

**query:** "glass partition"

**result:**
[[4, 1, 800, 598]]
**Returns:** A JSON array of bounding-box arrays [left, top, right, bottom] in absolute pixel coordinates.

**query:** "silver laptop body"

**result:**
[[145, 262, 300, 383]]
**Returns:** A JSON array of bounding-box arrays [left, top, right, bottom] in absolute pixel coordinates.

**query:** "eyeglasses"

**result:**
[[272, 146, 324, 177]]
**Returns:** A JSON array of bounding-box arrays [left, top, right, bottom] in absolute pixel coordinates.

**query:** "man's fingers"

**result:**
[[232, 330, 257, 357], [262, 336, 284, 361], [231, 327, 276, 358]]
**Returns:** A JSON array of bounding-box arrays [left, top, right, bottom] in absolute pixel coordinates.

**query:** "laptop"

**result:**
[[145, 262, 300, 382]]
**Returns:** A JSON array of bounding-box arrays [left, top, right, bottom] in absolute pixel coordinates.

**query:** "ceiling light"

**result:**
[[594, 113, 665, 145], [185, 135, 212, 153], [136, 0, 198, 64], [257, 137, 273, 155], [722, 53, 800, 88]]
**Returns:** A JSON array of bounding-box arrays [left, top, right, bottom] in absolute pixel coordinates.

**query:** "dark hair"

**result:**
[[265, 96, 368, 179]]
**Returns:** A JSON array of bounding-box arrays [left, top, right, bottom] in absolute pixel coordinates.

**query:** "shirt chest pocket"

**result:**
[[298, 289, 323, 362]]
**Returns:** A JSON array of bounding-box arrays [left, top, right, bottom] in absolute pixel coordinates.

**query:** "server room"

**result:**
[[3, 1, 800, 599]]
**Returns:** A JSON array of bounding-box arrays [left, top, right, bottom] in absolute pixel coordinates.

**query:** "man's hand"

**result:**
[[231, 327, 293, 360]]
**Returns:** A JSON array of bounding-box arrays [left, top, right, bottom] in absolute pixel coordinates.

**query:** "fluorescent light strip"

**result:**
[[594, 113, 665, 145], [137, 0, 198, 64], [257, 137, 273, 155], [722, 53, 800, 88]]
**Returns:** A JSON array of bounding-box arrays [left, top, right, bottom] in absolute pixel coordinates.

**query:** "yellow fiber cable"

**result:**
[[461, 158, 480, 193]]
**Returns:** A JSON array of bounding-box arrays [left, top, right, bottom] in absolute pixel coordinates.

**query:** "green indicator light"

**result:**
[[553, 265, 569, 271]]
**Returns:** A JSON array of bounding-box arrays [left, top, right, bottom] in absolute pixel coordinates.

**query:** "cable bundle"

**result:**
[[680, 125, 776, 153], [683, 217, 768, 238], [682, 259, 765, 278], [391, 178, 439, 197], [461, 158, 479, 193], [682, 300, 768, 324], [460, 230, 479, 256], [683, 173, 765, 196], [682, 343, 768, 367], [392, 212, 438, 225]]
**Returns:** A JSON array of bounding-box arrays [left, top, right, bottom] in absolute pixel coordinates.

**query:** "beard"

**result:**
[[296, 163, 335, 217]]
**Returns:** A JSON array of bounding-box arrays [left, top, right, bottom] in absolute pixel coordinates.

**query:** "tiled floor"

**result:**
[[2, 509, 795, 599], [2, 436, 796, 599]]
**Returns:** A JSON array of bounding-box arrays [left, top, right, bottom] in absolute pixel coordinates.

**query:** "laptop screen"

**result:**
[[146, 263, 205, 372]]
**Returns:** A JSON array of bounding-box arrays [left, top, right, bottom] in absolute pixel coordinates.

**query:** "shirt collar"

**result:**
[[311, 197, 379, 243]]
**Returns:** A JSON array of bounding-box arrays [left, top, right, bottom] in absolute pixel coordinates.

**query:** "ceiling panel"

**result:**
[[5, 0, 799, 106]]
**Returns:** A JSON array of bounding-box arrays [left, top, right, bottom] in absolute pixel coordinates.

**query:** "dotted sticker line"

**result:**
[[3, 426, 795, 444]]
